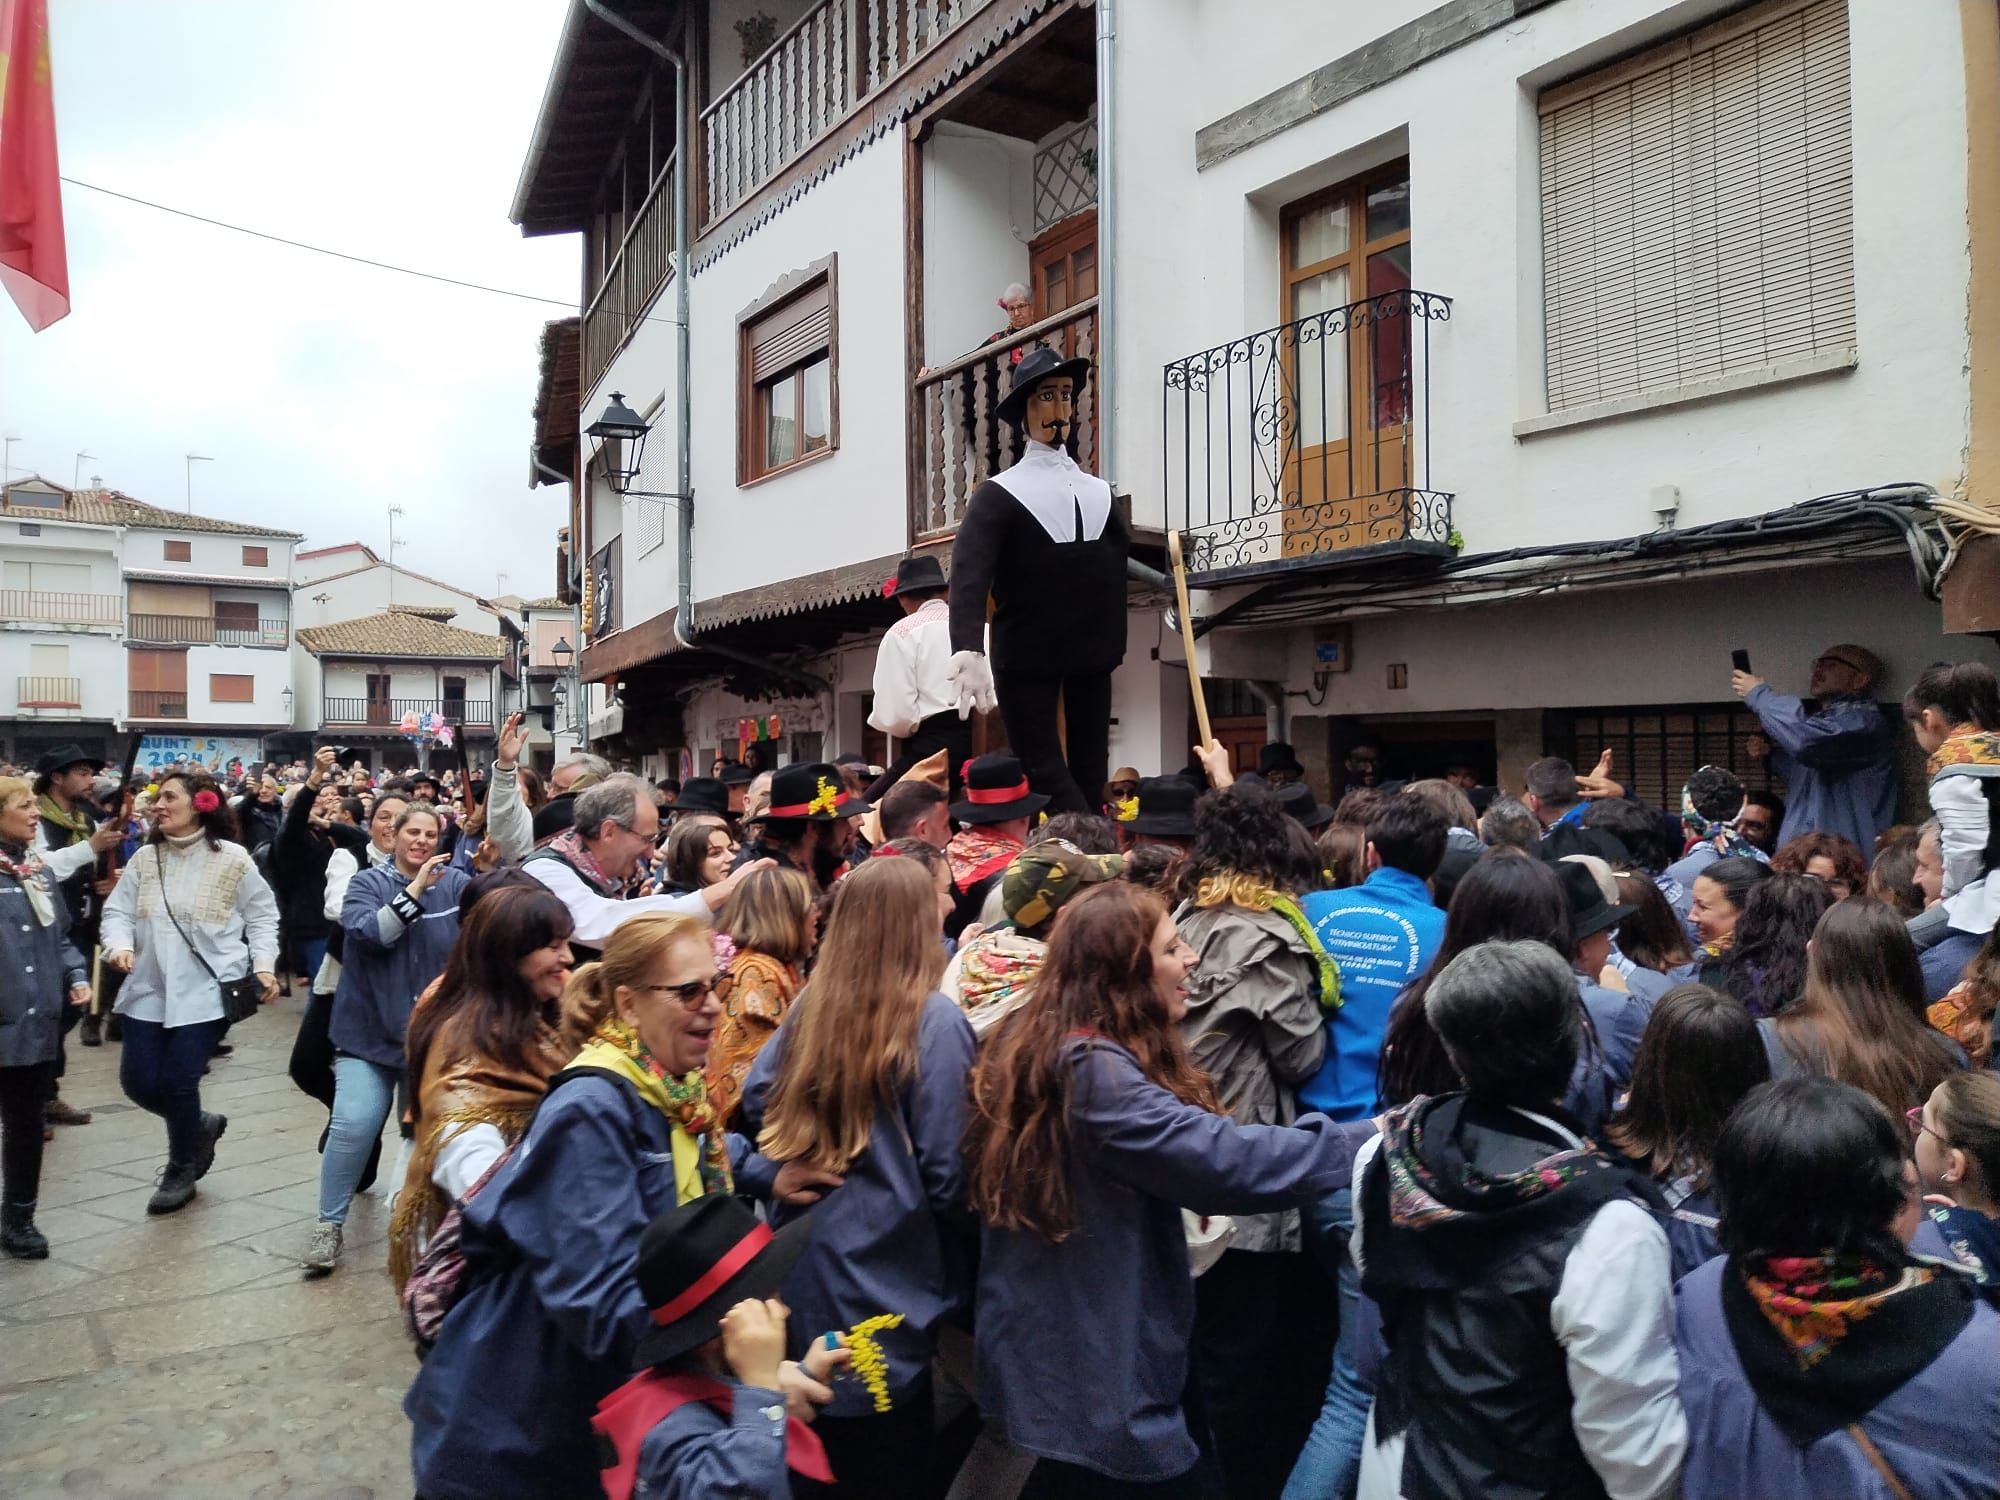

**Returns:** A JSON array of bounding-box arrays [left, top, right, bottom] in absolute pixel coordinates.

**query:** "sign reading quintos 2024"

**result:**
[[135, 735, 265, 780]]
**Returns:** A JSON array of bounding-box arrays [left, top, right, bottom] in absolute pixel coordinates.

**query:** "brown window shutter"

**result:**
[[747, 279, 832, 383]]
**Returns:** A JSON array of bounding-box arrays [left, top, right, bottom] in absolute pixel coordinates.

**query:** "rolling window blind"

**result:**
[[1539, 0, 1854, 411], [747, 279, 832, 383]]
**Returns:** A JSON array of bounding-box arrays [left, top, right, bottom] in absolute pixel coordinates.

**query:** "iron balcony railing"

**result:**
[[321, 697, 495, 728], [1162, 288, 1454, 584], [16, 676, 82, 710], [910, 298, 1099, 541], [128, 613, 290, 647], [0, 588, 123, 626], [128, 690, 189, 720]]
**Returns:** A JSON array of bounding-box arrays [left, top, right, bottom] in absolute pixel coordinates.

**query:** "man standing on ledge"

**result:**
[[947, 346, 1129, 815], [867, 554, 968, 802], [1735, 643, 1896, 855]]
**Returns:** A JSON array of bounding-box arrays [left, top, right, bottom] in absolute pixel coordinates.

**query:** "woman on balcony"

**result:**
[[100, 771, 280, 1215]]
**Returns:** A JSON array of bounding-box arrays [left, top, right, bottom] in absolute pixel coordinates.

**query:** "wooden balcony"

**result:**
[[129, 690, 189, 720], [16, 676, 82, 712], [582, 153, 676, 398], [910, 298, 1098, 540], [128, 613, 290, 647], [0, 588, 122, 626], [699, 0, 978, 229], [322, 697, 495, 730]]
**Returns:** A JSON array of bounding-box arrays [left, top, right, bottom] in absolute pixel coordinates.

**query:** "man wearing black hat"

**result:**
[[1555, 859, 1649, 1101], [942, 752, 1048, 933], [738, 762, 868, 892], [947, 348, 1128, 815], [32, 746, 120, 1108], [1120, 774, 1200, 851], [867, 554, 969, 803]]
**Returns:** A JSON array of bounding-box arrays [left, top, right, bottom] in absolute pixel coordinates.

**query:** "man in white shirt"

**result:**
[[867, 553, 969, 800], [523, 772, 766, 955]]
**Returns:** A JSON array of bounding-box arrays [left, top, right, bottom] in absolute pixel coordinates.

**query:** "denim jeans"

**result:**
[[120, 1016, 226, 1166], [1282, 1186, 1371, 1500], [296, 936, 328, 986], [318, 1054, 397, 1225]]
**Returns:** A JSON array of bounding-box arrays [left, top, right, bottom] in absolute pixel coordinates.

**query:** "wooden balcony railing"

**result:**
[[16, 676, 82, 711], [582, 153, 677, 398], [129, 690, 189, 720], [322, 697, 496, 729], [910, 297, 1098, 540], [128, 613, 290, 647], [0, 588, 122, 626], [699, 0, 976, 229]]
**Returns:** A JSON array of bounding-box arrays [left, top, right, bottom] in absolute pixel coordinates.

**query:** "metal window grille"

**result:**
[[1557, 703, 1782, 810]]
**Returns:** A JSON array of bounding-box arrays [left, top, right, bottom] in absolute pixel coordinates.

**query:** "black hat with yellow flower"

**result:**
[[751, 761, 868, 823]]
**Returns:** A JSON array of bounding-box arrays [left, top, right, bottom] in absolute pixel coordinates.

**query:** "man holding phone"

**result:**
[[1732, 642, 1897, 855]]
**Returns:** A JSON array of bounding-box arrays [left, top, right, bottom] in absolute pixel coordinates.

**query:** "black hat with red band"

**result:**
[[751, 762, 869, 823], [950, 752, 1050, 825], [633, 1194, 816, 1367]]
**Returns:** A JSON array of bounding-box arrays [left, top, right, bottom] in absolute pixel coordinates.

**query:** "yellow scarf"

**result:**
[[570, 1015, 732, 1203]]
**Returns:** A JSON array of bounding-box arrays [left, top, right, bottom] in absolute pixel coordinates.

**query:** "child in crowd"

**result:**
[[593, 1195, 850, 1500]]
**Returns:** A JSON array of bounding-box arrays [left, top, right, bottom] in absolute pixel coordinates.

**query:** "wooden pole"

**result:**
[[1167, 530, 1213, 750]]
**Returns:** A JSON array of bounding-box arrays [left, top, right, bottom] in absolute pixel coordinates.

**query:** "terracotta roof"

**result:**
[[296, 610, 507, 661], [521, 596, 569, 611], [389, 603, 460, 621], [297, 541, 382, 562], [0, 482, 302, 539]]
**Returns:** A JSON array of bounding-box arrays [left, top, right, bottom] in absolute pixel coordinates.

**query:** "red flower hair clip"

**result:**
[[192, 789, 221, 813], [881, 575, 897, 598]]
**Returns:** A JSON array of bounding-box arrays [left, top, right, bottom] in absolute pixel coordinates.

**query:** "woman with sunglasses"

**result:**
[[407, 911, 840, 1500]]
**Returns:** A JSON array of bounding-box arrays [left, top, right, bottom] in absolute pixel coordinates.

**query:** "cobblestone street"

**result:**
[[0, 995, 411, 1500]]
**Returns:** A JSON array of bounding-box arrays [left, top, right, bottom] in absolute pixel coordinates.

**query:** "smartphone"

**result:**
[[1730, 649, 1752, 674]]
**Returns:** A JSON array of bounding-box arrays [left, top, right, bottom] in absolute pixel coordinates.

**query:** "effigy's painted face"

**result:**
[[1026, 376, 1075, 446]]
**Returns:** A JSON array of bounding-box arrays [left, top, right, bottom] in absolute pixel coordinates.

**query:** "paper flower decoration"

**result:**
[[845, 1313, 906, 1413], [192, 789, 221, 813]]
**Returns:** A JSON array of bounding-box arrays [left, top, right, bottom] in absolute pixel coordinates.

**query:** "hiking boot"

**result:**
[[44, 1096, 92, 1127], [193, 1112, 228, 1179], [79, 1013, 102, 1047], [147, 1163, 199, 1215], [301, 1222, 342, 1276], [1, 1203, 48, 1260]]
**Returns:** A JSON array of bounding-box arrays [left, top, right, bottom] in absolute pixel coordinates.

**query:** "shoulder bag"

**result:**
[[156, 847, 264, 1025]]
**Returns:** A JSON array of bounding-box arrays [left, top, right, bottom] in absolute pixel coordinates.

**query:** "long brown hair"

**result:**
[[1775, 898, 1959, 1117], [1604, 985, 1768, 1186], [755, 857, 945, 1171], [965, 883, 1218, 1243], [405, 883, 575, 1122]]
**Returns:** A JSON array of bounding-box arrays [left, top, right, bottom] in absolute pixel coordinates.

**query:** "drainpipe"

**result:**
[[1245, 679, 1285, 745], [581, 0, 829, 699], [1096, 0, 1115, 484]]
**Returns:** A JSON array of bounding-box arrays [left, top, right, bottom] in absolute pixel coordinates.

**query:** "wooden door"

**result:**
[[1279, 165, 1412, 555], [1030, 209, 1097, 339], [1210, 715, 1267, 777], [366, 673, 392, 725]]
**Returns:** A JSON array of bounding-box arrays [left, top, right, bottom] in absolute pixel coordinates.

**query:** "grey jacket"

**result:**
[[0, 858, 89, 1068], [1176, 901, 1327, 1251]]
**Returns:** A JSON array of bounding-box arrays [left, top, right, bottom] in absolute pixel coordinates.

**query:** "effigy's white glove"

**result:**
[[948, 651, 997, 718]]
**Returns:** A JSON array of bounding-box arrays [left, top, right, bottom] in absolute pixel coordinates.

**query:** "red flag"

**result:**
[[0, 0, 68, 330]]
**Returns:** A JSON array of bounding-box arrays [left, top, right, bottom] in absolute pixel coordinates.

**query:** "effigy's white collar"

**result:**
[[992, 440, 1111, 543]]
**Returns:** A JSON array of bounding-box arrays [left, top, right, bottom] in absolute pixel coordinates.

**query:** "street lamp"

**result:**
[[280, 685, 293, 723], [585, 393, 651, 496], [550, 636, 574, 670]]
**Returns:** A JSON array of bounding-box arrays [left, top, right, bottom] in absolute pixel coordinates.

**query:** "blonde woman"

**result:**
[[743, 855, 978, 1499], [705, 864, 816, 1128], [407, 910, 835, 1500]]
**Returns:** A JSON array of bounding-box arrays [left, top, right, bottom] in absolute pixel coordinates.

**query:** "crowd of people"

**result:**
[[2, 643, 1997, 1500]]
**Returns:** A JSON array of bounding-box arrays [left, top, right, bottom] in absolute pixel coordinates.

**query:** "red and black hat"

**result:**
[[950, 752, 1049, 825], [883, 554, 947, 599], [633, 1194, 816, 1367], [752, 761, 868, 823]]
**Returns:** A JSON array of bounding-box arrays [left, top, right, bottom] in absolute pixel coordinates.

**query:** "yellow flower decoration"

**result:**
[[846, 1312, 906, 1413], [1113, 795, 1139, 823], [807, 777, 841, 817]]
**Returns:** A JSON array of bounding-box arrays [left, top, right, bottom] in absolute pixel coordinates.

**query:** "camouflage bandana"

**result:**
[[1002, 839, 1123, 930]]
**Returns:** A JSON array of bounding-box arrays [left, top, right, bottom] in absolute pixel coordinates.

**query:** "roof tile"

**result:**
[[296, 610, 506, 661]]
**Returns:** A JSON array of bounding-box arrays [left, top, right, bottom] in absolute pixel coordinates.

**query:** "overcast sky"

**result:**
[[0, 0, 581, 602]]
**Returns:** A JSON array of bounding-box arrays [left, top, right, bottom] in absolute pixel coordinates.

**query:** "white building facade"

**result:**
[[515, 0, 2000, 806], [0, 479, 301, 767]]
